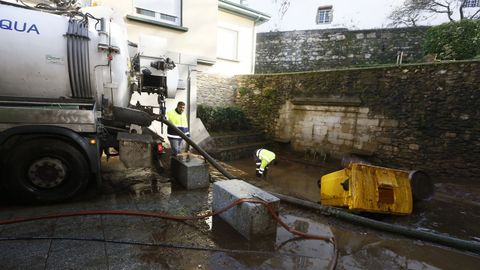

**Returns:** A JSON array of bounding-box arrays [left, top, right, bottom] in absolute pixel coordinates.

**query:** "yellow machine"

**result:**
[[320, 163, 413, 215]]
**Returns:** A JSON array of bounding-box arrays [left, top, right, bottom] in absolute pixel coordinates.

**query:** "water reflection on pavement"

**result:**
[[0, 154, 479, 269]]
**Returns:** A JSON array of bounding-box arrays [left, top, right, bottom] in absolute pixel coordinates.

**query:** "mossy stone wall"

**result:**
[[235, 61, 480, 180]]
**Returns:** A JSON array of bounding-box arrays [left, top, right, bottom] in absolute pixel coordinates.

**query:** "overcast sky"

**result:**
[[239, 0, 462, 32]]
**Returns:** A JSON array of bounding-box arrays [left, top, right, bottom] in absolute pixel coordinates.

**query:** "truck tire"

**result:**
[[4, 138, 90, 203]]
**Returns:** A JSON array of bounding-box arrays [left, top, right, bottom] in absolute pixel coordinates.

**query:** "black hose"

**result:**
[[0, 236, 319, 259], [82, 21, 91, 98], [72, 21, 81, 97], [78, 21, 86, 98], [84, 21, 92, 97], [156, 117, 236, 179], [66, 20, 75, 97], [158, 121, 480, 254], [270, 192, 480, 254], [66, 19, 92, 99]]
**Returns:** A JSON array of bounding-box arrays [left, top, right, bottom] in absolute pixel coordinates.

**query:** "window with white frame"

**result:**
[[217, 27, 239, 61], [464, 0, 479, 7], [134, 0, 182, 26], [316, 6, 332, 24]]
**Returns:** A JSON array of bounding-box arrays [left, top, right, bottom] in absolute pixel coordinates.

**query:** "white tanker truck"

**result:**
[[0, 1, 179, 202]]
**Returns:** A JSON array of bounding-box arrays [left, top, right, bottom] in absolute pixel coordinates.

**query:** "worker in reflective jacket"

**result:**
[[255, 148, 276, 178], [166, 101, 189, 156]]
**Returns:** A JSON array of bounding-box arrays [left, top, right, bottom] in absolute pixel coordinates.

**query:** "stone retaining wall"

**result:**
[[235, 61, 480, 180], [255, 27, 428, 73], [197, 73, 237, 107]]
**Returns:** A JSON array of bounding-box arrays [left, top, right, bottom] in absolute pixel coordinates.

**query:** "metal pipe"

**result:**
[[187, 67, 191, 131]]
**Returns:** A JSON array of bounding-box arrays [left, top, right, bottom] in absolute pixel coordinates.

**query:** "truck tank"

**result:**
[[0, 2, 131, 108], [0, 1, 179, 203]]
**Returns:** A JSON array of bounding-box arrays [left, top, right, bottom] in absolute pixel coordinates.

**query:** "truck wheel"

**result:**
[[4, 138, 89, 203]]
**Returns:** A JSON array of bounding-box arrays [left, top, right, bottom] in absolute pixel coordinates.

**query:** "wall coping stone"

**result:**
[[291, 97, 362, 107], [244, 60, 480, 77], [257, 26, 430, 37]]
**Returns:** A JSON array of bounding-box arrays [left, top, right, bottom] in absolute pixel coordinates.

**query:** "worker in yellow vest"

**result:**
[[255, 148, 276, 178], [166, 101, 189, 156]]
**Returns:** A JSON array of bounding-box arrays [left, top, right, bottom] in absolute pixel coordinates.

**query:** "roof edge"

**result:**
[[218, 0, 271, 24]]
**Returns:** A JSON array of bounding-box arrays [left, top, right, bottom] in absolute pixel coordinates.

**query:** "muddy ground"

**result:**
[[0, 150, 479, 269]]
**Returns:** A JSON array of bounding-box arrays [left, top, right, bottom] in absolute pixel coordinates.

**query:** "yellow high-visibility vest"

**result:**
[[166, 109, 189, 139], [256, 149, 276, 171]]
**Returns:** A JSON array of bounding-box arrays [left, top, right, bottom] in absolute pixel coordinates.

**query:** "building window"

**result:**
[[217, 27, 238, 61], [316, 6, 332, 24], [464, 0, 479, 7], [134, 0, 182, 26]]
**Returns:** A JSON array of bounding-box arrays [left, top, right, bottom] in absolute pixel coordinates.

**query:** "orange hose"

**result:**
[[0, 198, 338, 269]]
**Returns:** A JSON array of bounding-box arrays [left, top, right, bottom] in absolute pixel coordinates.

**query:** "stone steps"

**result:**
[[208, 131, 272, 161], [211, 131, 265, 147]]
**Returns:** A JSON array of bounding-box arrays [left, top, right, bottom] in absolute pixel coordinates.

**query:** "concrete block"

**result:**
[[118, 133, 153, 168], [212, 180, 279, 240], [171, 156, 209, 189]]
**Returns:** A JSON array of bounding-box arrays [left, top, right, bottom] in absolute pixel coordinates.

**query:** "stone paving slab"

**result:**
[[104, 244, 211, 269], [0, 240, 50, 270], [102, 215, 153, 243], [45, 240, 107, 269], [53, 216, 103, 239], [0, 220, 56, 238]]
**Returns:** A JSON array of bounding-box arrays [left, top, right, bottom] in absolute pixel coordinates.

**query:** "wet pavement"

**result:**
[[0, 152, 479, 269]]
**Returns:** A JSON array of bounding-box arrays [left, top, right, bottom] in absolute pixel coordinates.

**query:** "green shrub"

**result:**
[[197, 105, 251, 132], [238, 87, 249, 96], [424, 20, 480, 60]]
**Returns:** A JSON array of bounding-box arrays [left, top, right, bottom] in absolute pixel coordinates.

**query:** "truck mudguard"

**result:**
[[0, 125, 100, 175]]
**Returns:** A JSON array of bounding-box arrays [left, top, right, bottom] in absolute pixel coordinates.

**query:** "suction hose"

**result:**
[[156, 116, 480, 254], [157, 117, 236, 179], [270, 192, 480, 254]]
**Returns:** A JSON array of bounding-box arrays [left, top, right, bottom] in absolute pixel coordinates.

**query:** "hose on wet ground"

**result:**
[[157, 117, 235, 179], [270, 192, 480, 255], [157, 117, 480, 254], [157, 118, 341, 267], [0, 236, 322, 260], [0, 197, 338, 270]]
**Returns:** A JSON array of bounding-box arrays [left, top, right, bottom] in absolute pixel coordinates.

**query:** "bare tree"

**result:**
[[273, 0, 290, 19], [389, 0, 480, 27]]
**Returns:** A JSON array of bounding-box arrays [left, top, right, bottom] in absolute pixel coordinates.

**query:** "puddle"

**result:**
[[222, 153, 480, 269], [333, 226, 480, 269], [210, 214, 336, 270], [224, 154, 480, 238], [226, 156, 341, 202]]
